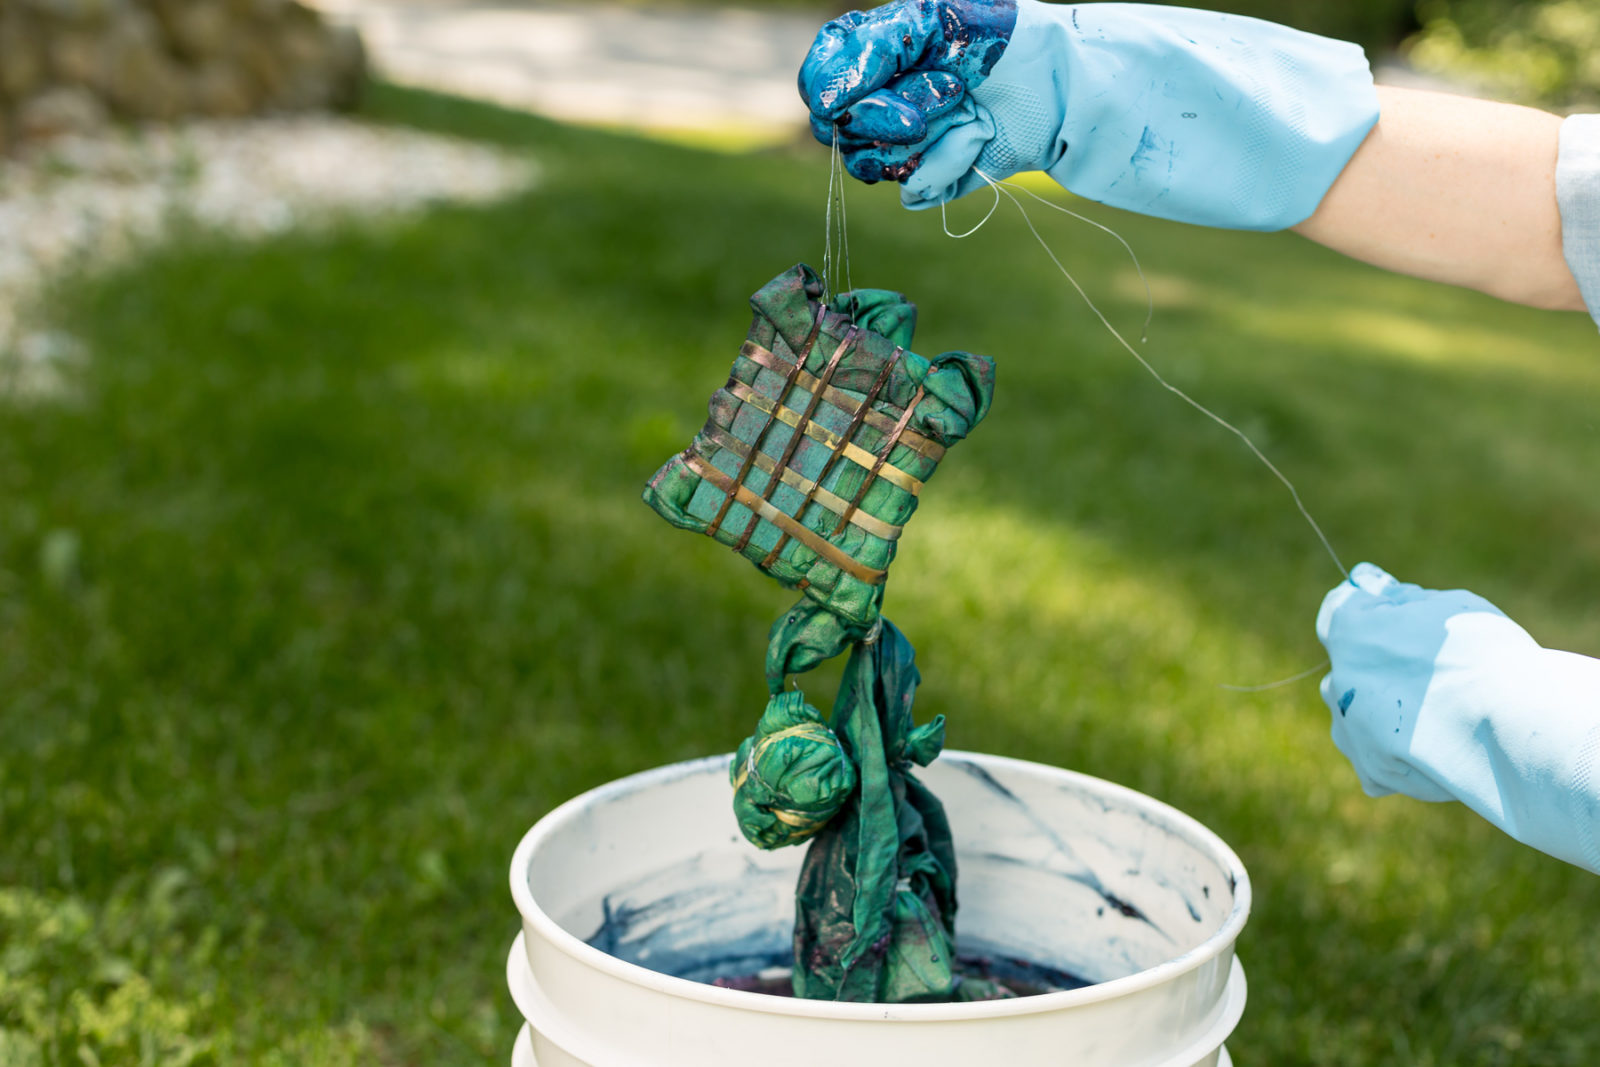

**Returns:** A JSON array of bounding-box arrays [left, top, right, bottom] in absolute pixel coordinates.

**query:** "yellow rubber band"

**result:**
[[701, 426, 902, 542], [739, 341, 947, 462], [722, 380, 923, 496], [683, 454, 887, 585]]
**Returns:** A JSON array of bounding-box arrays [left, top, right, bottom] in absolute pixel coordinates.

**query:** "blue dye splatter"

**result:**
[[586, 890, 791, 984]]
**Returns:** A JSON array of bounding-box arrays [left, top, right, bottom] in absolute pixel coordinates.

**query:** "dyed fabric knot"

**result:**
[[732, 691, 858, 850], [891, 716, 946, 769]]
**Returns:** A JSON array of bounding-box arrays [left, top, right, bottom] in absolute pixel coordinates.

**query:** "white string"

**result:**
[[938, 171, 1152, 339], [962, 171, 1350, 581], [990, 174, 1155, 344], [822, 127, 855, 302], [837, 136, 853, 295], [941, 177, 1002, 238], [1217, 660, 1329, 692], [822, 132, 838, 303]]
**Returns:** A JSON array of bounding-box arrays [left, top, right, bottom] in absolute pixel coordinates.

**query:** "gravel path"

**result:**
[[0, 1, 846, 398], [306, 0, 824, 137], [0, 116, 537, 399]]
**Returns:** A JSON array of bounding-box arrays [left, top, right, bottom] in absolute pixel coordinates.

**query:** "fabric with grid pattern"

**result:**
[[643, 263, 995, 644]]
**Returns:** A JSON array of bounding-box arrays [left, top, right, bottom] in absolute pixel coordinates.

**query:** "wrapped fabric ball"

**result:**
[[731, 691, 858, 850]]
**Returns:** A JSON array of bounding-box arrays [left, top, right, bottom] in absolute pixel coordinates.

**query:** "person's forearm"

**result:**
[[1294, 86, 1586, 311]]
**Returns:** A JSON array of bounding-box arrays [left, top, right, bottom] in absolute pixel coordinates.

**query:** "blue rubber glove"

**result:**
[[799, 0, 1380, 230], [1318, 562, 1600, 874]]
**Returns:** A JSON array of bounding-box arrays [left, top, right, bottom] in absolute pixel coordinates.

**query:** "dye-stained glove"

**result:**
[[1317, 562, 1600, 875], [798, 0, 1380, 230]]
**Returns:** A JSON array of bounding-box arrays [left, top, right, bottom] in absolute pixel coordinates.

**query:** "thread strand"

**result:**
[[1218, 660, 1330, 692], [968, 172, 1350, 581]]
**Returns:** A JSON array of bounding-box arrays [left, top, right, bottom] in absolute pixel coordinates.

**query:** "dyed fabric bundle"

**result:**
[[644, 263, 998, 1003], [731, 691, 858, 850], [643, 263, 993, 685], [787, 620, 968, 1002]]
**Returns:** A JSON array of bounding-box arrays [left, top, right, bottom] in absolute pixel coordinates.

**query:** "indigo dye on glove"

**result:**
[[800, 0, 1380, 230], [800, 0, 1017, 182], [1318, 562, 1600, 874]]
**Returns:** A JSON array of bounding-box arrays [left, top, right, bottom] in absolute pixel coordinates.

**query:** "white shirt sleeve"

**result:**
[[1557, 114, 1600, 331]]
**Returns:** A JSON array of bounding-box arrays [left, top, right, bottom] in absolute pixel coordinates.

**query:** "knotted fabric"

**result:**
[[644, 264, 1005, 1002], [732, 691, 858, 850]]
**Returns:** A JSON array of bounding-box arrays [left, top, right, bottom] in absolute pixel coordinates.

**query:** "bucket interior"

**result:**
[[524, 753, 1244, 989]]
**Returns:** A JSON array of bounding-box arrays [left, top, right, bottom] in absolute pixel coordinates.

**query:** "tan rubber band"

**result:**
[[739, 341, 947, 461], [832, 384, 926, 540], [769, 809, 828, 832], [684, 453, 887, 585], [734, 328, 858, 554], [706, 318, 822, 539], [701, 426, 902, 542], [732, 722, 839, 792], [722, 380, 923, 496], [760, 344, 901, 570], [756, 722, 837, 747]]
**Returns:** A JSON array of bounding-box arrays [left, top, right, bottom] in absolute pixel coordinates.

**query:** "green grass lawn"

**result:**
[[4, 84, 1599, 1065]]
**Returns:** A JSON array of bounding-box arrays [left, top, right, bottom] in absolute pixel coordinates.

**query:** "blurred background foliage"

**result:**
[[1409, 0, 1600, 109], [700, 0, 1600, 109], [1181, 0, 1422, 52], [1198, 0, 1600, 108], [6, 0, 1600, 1061], [1190, 0, 1600, 108], [1167, 0, 1600, 109]]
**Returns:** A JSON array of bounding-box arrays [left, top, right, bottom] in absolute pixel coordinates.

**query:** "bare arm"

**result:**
[[1293, 86, 1586, 312]]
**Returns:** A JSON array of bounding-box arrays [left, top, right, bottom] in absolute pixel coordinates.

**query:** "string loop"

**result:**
[[940, 177, 1002, 239]]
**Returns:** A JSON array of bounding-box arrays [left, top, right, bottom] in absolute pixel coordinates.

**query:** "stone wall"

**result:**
[[0, 0, 366, 148]]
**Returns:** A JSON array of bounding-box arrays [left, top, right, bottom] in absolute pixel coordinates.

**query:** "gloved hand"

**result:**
[[798, 0, 1380, 230], [1317, 562, 1600, 874]]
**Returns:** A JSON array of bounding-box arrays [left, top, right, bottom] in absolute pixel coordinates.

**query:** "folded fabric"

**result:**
[[643, 263, 994, 685], [786, 619, 962, 1002]]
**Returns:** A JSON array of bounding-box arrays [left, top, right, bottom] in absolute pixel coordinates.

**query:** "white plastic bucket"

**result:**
[[507, 751, 1250, 1067]]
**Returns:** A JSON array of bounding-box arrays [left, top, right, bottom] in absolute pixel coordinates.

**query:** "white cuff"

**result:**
[[1556, 114, 1600, 331]]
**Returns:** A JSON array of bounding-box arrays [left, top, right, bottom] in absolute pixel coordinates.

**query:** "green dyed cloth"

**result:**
[[730, 620, 1013, 1003], [643, 263, 994, 684], [730, 691, 858, 850], [786, 620, 959, 1002], [643, 264, 1002, 1004]]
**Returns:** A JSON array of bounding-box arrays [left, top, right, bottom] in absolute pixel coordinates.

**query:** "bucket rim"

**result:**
[[508, 750, 1252, 1022]]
